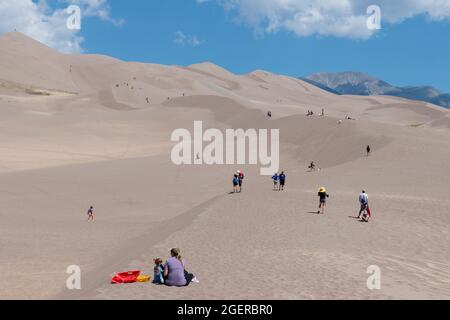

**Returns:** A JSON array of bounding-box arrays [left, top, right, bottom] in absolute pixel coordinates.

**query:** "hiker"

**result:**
[[232, 174, 239, 193], [237, 170, 244, 192], [317, 187, 329, 214], [267, 111, 272, 118], [308, 161, 316, 171], [153, 258, 164, 284], [272, 173, 279, 191], [279, 171, 286, 191], [164, 248, 197, 287], [146, 97, 149, 104], [358, 190, 370, 221], [366, 145, 371, 157], [87, 206, 94, 221], [321, 108, 325, 116]]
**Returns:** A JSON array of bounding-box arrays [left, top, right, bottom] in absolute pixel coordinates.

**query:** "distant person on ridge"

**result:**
[[308, 161, 316, 171], [366, 145, 371, 157], [317, 187, 329, 214]]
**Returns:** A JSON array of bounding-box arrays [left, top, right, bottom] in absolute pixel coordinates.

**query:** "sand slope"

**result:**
[[0, 32, 449, 300]]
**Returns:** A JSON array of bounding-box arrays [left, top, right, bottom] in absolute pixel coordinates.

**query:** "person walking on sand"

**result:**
[[272, 173, 279, 191], [358, 190, 370, 220], [279, 171, 286, 191], [366, 145, 371, 157], [317, 187, 329, 214], [232, 174, 239, 194], [237, 170, 244, 193], [87, 206, 94, 221]]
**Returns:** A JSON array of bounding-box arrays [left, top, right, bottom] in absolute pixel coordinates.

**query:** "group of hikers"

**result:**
[[306, 108, 325, 117], [228, 145, 373, 222], [232, 170, 245, 193], [316, 188, 371, 222], [152, 248, 198, 287], [272, 172, 287, 191]]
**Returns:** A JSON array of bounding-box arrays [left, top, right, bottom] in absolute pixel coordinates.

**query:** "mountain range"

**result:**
[[301, 72, 450, 109]]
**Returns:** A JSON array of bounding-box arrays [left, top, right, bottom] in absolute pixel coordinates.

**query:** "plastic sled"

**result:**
[[111, 270, 141, 284]]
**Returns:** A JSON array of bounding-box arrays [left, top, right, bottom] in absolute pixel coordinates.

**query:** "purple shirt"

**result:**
[[164, 257, 187, 286]]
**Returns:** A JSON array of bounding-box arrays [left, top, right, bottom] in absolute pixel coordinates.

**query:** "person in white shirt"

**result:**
[[358, 190, 369, 219]]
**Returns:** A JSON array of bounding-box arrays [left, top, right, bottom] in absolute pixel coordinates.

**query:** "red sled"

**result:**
[[111, 270, 141, 284]]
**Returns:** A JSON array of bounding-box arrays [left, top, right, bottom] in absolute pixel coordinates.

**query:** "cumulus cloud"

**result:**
[[0, 0, 123, 53], [174, 31, 203, 46], [199, 0, 450, 39]]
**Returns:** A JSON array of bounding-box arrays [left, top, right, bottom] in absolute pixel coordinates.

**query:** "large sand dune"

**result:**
[[0, 32, 449, 300]]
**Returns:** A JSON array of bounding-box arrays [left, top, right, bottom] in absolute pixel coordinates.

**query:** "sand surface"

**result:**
[[0, 32, 449, 300]]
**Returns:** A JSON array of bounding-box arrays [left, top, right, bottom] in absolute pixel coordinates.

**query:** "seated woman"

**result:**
[[164, 248, 196, 287]]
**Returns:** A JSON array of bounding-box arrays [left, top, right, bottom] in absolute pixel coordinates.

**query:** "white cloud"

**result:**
[[199, 0, 450, 39], [0, 0, 123, 53], [174, 31, 203, 46]]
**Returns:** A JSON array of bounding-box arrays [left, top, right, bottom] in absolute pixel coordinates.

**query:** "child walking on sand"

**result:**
[[87, 206, 94, 221]]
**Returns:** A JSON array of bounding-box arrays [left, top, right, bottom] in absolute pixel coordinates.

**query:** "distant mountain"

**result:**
[[301, 72, 450, 109]]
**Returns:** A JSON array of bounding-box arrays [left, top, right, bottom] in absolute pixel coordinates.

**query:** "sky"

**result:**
[[1, 0, 449, 92]]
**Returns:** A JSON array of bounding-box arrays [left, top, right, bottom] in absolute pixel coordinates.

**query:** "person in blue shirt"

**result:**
[[152, 258, 164, 284], [232, 174, 239, 193], [272, 173, 279, 191]]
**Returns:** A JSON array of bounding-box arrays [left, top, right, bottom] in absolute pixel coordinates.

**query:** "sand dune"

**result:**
[[0, 32, 449, 300]]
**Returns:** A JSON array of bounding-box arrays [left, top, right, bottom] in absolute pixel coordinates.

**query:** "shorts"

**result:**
[[238, 180, 242, 186], [320, 199, 326, 204], [280, 180, 285, 186]]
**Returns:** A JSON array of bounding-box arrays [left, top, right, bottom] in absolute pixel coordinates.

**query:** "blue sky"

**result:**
[[3, 0, 450, 92]]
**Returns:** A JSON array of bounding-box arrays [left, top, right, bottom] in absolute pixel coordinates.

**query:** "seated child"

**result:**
[[152, 258, 165, 284]]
